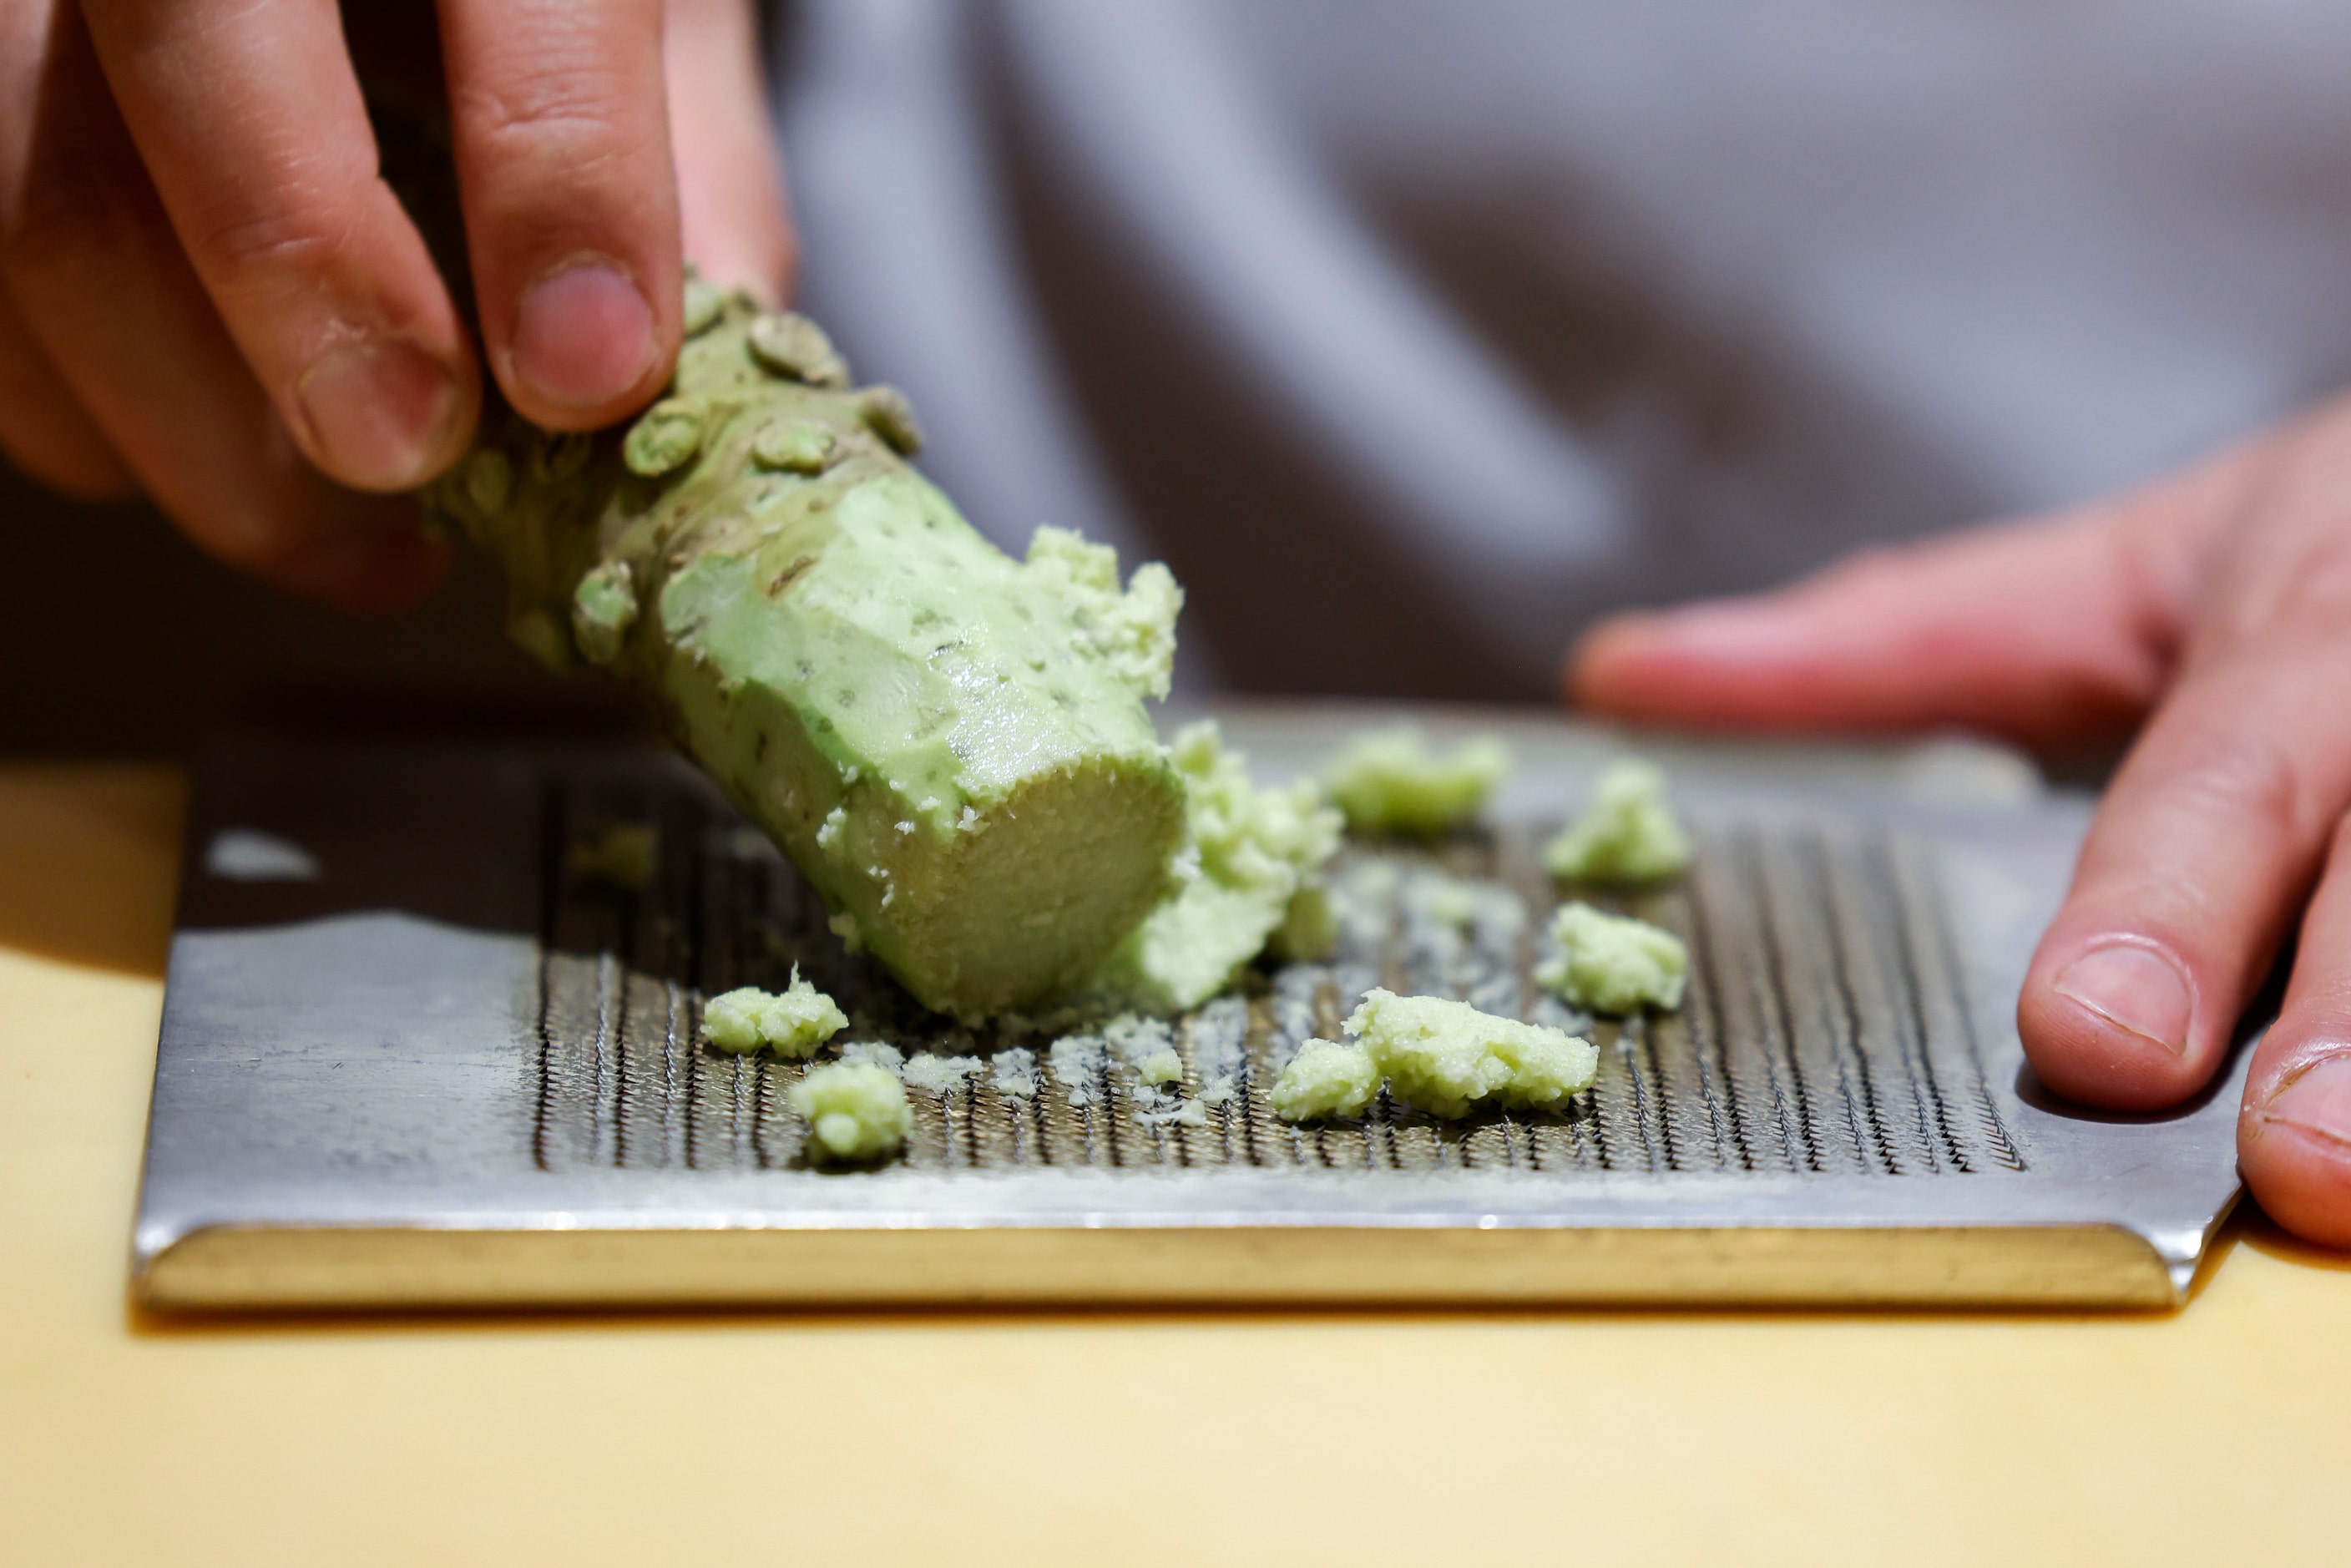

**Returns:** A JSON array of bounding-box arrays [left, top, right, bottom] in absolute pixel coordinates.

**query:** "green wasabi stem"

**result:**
[[1344, 988, 1596, 1119], [790, 1060, 912, 1162], [1322, 726, 1511, 836], [1079, 722, 1343, 1014], [1270, 1037, 1381, 1121], [426, 282, 1189, 1020], [1539, 902, 1688, 1014], [700, 969, 850, 1057], [1545, 759, 1691, 883]]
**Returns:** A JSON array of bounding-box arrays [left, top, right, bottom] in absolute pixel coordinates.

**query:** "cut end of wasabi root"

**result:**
[[1322, 726, 1510, 836], [1077, 721, 1343, 1015], [700, 969, 849, 1057], [1344, 988, 1596, 1119], [1545, 758, 1691, 883], [1538, 902, 1688, 1014], [1270, 1037, 1381, 1121], [426, 282, 1191, 1021], [789, 1060, 913, 1163]]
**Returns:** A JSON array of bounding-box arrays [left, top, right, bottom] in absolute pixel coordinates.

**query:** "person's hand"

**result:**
[[1570, 396, 2351, 1248], [0, 0, 791, 611]]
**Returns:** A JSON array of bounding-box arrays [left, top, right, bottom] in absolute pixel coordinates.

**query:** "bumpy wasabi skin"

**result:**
[[1545, 759, 1691, 883], [1345, 988, 1596, 1118], [700, 969, 850, 1057], [1539, 902, 1688, 1014], [789, 1060, 913, 1162], [1322, 726, 1510, 836], [426, 284, 1189, 1021], [1080, 722, 1343, 1014], [1270, 1037, 1381, 1121]]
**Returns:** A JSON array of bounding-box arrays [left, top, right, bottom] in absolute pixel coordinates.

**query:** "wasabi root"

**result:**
[[1270, 1038, 1381, 1121], [1539, 902, 1689, 1014], [790, 1061, 913, 1162], [1345, 988, 1595, 1118], [1322, 726, 1509, 836], [1545, 759, 1691, 883], [700, 969, 850, 1057], [1080, 722, 1342, 1014], [427, 284, 1189, 1021]]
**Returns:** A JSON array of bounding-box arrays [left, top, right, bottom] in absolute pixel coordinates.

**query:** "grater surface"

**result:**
[[133, 706, 2252, 1310]]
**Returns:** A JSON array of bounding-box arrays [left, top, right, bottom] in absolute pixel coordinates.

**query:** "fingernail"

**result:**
[[511, 259, 656, 410], [2052, 942, 2194, 1056], [295, 338, 462, 491], [2255, 1054, 2351, 1151]]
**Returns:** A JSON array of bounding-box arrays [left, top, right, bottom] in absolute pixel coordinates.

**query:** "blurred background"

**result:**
[[15, 0, 2351, 752]]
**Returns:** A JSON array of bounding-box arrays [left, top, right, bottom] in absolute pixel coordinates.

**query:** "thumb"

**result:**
[[1566, 482, 2224, 749]]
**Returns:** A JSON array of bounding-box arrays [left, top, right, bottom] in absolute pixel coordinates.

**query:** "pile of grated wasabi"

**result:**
[[790, 1060, 913, 1162], [1270, 1037, 1383, 1121], [1339, 988, 1596, 1120], [1544, 758, 1691, 882], [1539, 902, 1688, 1014], [700, 969, 850, 1057], [1321, 726, 1510, 836]]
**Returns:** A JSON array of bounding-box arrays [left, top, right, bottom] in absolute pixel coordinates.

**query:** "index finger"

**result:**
[[78, 0, 479, 492]]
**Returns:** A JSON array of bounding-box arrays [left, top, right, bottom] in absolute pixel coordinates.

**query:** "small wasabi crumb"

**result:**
[[1539, 902, 1689, 1014], [1545, 759, 1691, 883], [838, 1039, 906, 1072], [827, 910, 865, 953], [1267, 879, 1338, 962], [990, 1046, 1039, 1098], [1049, 1036, 1107, 1105], [700, 968, 849, 1058], [789, 1061, 913, 1162], [1270, 1037, 1382, 1121], [1135, 1048, 1185, 1085], [1322, 726, 1511, 836], [569, 820, 659, 892], [1346, 988, 1596, 1118], [901, 1054, 983, 1095], [1197, 1074, 1239, 1106], [1135, 1096, 1209, 1127], [1408, 874, 1482, 930]]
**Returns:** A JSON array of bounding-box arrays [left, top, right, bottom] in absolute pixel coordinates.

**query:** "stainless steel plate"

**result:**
[[132, 705, 2252, 1310]]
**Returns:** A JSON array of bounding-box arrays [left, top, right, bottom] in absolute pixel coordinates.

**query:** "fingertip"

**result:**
[[2019, 936, 2212, 1111], [502, 256, 670, 427], [2241, 1050, 2351, 1249], [1562, 611, 1661, 711]]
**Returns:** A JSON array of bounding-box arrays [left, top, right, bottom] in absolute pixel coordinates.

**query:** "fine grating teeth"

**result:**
[[538, 772, 2021, 1179]]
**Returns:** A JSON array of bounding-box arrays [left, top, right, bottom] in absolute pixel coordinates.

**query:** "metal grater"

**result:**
[[131, 706, 2252, 1310]]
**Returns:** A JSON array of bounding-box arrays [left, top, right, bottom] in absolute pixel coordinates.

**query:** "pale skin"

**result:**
[[5, 3, 2344, 1248]]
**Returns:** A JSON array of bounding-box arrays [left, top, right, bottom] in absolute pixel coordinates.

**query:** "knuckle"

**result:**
[[179, 175, 362, 283], [2160, 726, 2313, 840], [456, 58, 643, 160]]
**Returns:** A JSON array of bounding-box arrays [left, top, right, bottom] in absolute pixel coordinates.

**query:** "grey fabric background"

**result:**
[[10, 0, 2351, 750]]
